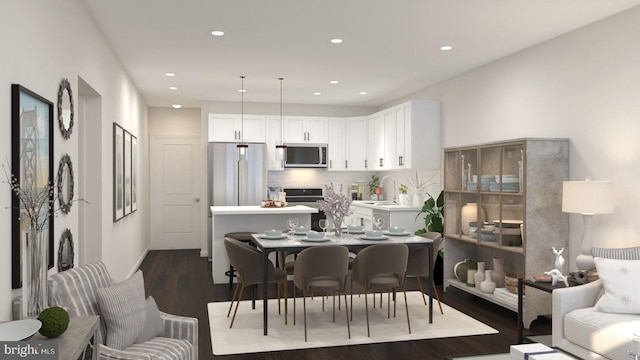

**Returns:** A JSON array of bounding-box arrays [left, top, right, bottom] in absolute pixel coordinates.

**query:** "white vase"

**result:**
[[398, 193, 410, 206], [461, 203, 486, 235], [480, 270, 496, 294], [413, 192, 425, 207], [23, 227, 48, 318], [474, 262, 486, 290]]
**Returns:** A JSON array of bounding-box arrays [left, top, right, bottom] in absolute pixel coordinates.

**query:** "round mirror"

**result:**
[[57, 229, 74, 272], [57, 78, 74, 140], [57, 154, 74, 214]]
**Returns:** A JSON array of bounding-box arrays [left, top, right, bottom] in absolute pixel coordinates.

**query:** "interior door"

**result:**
[[150, 135, 201, 249]]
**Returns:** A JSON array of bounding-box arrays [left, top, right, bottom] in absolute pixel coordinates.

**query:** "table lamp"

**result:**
[[562, 180, 614, 270]]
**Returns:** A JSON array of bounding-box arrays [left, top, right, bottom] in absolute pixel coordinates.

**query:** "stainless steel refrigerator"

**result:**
[[207, 142, 267, 259]]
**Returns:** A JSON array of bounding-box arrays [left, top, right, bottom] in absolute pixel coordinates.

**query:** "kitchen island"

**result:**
[[350, 201, 423, 232], [209, 205, 318, 283]]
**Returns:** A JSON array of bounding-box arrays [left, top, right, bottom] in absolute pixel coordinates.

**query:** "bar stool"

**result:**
[[224, 231, 257, 289]]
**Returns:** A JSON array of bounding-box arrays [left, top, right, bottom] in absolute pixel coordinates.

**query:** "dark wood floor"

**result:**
[[139, 250, 551, 359]]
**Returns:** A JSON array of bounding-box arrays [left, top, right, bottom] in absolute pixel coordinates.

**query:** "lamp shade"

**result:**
[[562, 180, 614, 215]]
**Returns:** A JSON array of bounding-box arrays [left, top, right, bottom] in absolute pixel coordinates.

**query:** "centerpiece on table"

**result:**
[[317, 183, 352, 236]]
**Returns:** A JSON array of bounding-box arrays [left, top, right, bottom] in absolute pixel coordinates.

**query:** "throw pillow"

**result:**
[[594, 258, 640, 314], [96, 270, 147, 350], [135, 296, 165, 344], [592, 246, 640, 260]]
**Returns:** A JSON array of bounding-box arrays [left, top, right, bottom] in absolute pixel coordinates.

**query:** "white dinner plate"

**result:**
[[0, 319, 41, 341], [383, 231, 411, 236], [301, 237, 330, 242], [360, 235, 389, 241], [259, 234, 288, 240]]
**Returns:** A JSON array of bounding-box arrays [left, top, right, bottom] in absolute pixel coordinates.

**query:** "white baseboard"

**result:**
[[131, 245, 150, 278]]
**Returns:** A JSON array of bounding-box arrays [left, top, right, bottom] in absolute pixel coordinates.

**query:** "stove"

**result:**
[[284, 188, 325, 231]]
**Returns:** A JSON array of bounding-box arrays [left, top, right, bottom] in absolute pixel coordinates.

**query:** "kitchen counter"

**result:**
[[209, 205, 317, 283], [350, 200, 422, 212]]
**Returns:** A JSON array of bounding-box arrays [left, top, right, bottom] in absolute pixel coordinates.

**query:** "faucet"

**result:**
[[379, 175, 396, 202]]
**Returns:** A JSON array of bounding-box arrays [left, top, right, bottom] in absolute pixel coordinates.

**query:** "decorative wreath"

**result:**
[[57, 154, 74, 214], [57, 78, 74, 140], [57, 228, 74, 272]]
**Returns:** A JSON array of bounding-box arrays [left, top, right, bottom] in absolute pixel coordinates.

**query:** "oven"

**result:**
[[284, 188, 326, 232]]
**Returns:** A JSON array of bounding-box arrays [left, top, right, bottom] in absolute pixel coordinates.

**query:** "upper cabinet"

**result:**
[[208, 114, 266, 143], [327, 117, 347, 171], [284, 116, 329, 143], [346, 116, 368, 171], [368, 100, 441, 171]]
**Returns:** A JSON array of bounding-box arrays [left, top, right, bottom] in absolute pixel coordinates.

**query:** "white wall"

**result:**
[[384, 6, 640, 269], [0, 0, 150, 320]]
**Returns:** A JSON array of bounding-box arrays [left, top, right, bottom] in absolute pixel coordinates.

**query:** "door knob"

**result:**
[[195, 198, 200, 202]]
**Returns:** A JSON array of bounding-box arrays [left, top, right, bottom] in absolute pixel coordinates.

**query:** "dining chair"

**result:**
[[293, 245, 351, 342], [351, 243, 410, 337], [406, 232, 444, 314], [224, 237, 287, 328]]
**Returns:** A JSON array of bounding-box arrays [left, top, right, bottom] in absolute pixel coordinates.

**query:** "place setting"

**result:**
[[258, 229, 288, 240]]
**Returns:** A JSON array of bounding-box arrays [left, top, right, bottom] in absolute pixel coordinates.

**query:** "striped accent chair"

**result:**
[[48, 262, 198, 360]]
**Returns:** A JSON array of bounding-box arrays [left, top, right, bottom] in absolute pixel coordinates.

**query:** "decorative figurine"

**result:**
[[544, 269, 569, 287], [552, 246, 565, 273]]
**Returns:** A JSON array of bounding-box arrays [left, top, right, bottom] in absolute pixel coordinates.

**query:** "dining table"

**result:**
[[251, 230, 435, 335]]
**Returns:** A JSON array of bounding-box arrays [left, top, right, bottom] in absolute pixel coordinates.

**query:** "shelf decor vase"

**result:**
[[23, 226, 48, 318], [412, 192, 426, 207], [492, 257, 506, 288], [474, 262, 486, 290], [461, 203, 486, 235], [453, 259, 477, 283], [480, 270, 496, 294]]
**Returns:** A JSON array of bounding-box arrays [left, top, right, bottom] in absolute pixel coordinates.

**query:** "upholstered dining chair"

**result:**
[[406, 232, 444, 314], [48, 262, 198, 360], [351, 243, 410, 337], [293, 245, 351, 342], [224, 237, 287, 328]]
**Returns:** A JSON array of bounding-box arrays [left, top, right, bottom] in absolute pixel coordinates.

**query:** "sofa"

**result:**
[[552, 247, 640, 359]]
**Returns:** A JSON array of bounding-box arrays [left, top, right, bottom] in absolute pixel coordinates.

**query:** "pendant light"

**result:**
[[237, 75, 248, 160], [275, 77, 287, 162]]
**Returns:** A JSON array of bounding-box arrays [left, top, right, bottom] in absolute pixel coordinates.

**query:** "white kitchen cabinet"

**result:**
[[367, 112, 385, 171], [328, 117, 347, 171], [284, 116, 328, 143], [208, 113, 266, 143], [266, 116, 285, 171], [394, 100, 441, 169], [346, 116, 368, 171], [382, 108, 397, 169]]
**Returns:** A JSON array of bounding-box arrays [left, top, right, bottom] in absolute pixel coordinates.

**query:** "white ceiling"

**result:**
[[81, 0, 640, 108]]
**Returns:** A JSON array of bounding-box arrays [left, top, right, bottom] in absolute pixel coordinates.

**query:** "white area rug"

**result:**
[[208, 291, 497, 355]]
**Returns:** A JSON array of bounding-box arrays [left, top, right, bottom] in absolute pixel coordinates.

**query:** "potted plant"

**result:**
[[414, 189, 444, 284], [398, 184, 409, 205], [367, 175, 380, 200]]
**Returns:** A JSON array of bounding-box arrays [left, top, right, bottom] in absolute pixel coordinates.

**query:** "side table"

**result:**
[[31, 316, 99, 360], [517, 278, 580, 343]]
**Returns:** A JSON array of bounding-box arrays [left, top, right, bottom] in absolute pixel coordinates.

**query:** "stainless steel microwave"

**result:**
[[284, 145, 327, 168]]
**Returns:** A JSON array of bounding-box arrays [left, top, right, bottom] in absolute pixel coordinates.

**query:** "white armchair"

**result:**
[[48, 262, 198, 360]]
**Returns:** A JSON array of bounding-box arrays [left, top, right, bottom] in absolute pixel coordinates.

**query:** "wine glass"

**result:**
[[318, 219, 328, 233], [287, 217, 298, 237], [373, 216, 385, 231]]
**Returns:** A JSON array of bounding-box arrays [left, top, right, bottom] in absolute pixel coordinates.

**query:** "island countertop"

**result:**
[[209, 205, 318, 215]]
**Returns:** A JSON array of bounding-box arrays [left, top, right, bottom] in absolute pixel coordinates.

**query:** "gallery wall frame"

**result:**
[[57, 153, 74, 214], [124, 130, 132, 216], [131, 134, 137, 213], [113, 123, 124, 221], [11, 84, 55, 289]]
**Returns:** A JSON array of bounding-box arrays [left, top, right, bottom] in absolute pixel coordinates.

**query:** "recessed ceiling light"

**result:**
[[359, 91, 367, 95], [172, 104, 182, 109], [330, 39, 343, 44], [169, 86, 178, 90], [440, 45, 453, 51], [211, 30, 225, 36], [165, 72, 176, 77], [313, 92, 322, 95], [238, 89, 246, 93], [330, 80, 339, 84]]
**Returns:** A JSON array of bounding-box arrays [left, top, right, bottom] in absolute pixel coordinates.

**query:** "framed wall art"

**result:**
[[124, 130, 132, 216], [11, 84, 54, 289], [113, 123, 124, 221], [131, 134, 137, 213]]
